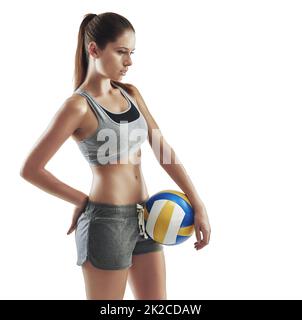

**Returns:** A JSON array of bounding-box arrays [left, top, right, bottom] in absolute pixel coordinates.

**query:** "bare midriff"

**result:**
[[87, 148, 149, 205]]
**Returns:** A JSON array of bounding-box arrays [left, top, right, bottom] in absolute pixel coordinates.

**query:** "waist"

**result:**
[[88, 164, 149, 205]]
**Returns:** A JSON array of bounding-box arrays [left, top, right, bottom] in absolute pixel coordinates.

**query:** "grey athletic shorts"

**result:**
[[75, 199, 164, 270]]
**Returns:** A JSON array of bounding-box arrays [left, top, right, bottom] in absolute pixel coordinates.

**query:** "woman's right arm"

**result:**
[[20, 95, 88, 206]]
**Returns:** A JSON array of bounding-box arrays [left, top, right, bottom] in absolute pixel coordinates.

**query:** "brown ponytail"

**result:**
[[73, 13, 97, 91]]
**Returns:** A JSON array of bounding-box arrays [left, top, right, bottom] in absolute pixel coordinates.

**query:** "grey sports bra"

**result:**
[[74, 82, 148, 166]]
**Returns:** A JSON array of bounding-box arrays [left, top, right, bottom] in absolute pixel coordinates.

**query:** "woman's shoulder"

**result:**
[[64, 91, 89, 114]]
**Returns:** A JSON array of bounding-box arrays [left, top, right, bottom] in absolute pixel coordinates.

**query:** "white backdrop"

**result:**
[[1, 0, 301, 299]]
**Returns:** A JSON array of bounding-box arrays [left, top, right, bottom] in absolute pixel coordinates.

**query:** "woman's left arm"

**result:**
[[130, 84, 211, 251]]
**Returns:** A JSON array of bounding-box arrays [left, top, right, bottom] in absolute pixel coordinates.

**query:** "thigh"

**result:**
[[82, 260, 129, 300], [128, 250, 167, 300], [88, 215, 135, 269]]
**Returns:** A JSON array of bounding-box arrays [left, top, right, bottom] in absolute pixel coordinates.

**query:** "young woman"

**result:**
[[20, 12, 211, 300]]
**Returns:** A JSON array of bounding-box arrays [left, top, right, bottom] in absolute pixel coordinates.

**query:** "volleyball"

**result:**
[[144, 190, 195, 245]]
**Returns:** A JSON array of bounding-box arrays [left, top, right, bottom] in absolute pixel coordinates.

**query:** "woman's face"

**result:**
[[88, 29, 136, 81]]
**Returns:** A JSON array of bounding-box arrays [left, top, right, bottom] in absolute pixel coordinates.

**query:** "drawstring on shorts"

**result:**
[[136, 203, 148, 239]]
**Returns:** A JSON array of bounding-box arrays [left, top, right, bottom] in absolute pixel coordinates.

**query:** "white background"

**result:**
[[0, 0, 301, 299]]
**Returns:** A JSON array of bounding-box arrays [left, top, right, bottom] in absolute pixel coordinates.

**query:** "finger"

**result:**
[[67, 229, 74, 235], [194, 237, 209, 250], [67, 224, 75, 235], [195, 243, 206, 250], [194, 238, 207, 248], [194, 229, 210, 250]]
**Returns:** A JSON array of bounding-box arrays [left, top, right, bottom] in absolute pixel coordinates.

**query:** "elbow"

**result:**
[[20, 163, 32, 180], [20, 161, 42, 181]]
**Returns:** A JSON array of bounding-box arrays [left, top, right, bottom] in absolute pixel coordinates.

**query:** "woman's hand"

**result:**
[[193, 202, 211, 251], [67, 196, 89, 235]]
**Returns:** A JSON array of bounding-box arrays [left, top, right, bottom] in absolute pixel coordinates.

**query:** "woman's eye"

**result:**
[[118, 51, 134, 55]]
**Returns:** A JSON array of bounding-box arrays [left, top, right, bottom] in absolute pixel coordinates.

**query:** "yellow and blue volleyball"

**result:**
[[144, 190, 195, 245]]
